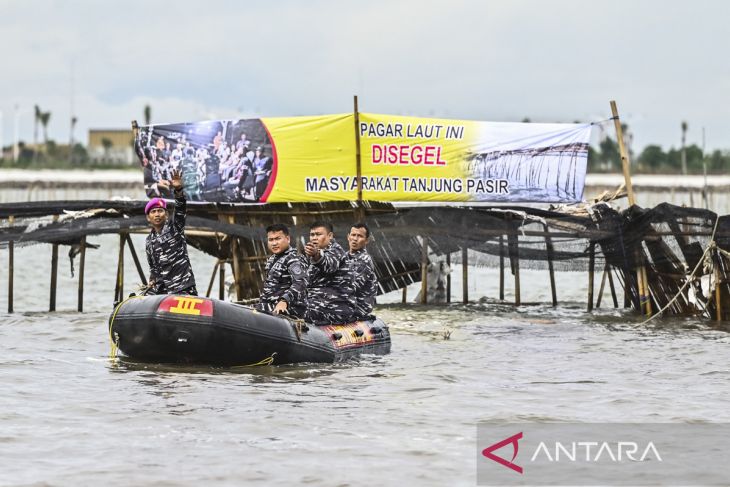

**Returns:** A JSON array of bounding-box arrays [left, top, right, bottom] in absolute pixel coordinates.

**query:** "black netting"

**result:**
[[1, 199, 728, 314]]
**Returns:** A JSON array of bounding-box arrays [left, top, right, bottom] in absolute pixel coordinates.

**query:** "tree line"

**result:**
[[589, 131, 730, 174]]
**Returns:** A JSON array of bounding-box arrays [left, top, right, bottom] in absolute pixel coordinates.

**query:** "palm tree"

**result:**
[[70, 116, 78, 162], [33, 105, 41, 147], [39, 111, 51, 147], [144, 105, 151, 125], [70, 116, 78, 144]]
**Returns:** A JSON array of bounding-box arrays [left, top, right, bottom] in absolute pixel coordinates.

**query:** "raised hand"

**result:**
[[170, 169, 183, 191]]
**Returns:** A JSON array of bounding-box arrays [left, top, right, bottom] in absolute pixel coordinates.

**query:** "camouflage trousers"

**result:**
[[305, 295, 356, 325]]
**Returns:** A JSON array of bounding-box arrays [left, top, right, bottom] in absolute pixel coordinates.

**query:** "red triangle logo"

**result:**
[[481, 432, 523, 474]]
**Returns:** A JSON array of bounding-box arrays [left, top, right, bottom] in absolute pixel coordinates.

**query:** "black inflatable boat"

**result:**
[[108, 294, 391, 365]]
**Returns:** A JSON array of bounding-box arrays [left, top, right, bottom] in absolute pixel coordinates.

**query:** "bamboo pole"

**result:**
[[507, 218, 520, 306], [206, 261, 220, 298], [49, 243, 59, 311], [114, 233, 126, 302], [49, 217, 59, 311], [544, 225, 557, 306], [499, 236, 504, 301], [77, 236, 86, 312], [611, 100, 650, 316], [587, 243, 595, 312], [607, 266, 619, 308], [226, 215, 247, 301], [715, 257, 722, 322], [124, 234, 147, 285], [641, 265, 653, 315], [219, 261, 226, 300], [446, 252, 451, 304], [354, 95, 363, 204], [230, 237, 242, 301], [610, 101, 636, 206], [8, 215, 14, 314], [462, 246, 469, 304], [596, 263, 608, 309], [420, 238, 428, 304], [513, 241, 521, 306]]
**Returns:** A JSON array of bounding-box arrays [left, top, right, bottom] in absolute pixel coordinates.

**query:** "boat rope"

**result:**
[[108, 295, 145, 358], [230, 352, 277, 368], [639, 215, 721, 325]]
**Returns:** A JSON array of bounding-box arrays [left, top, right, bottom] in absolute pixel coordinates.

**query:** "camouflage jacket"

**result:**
[[145, 190, 196, 294], [258, 247, 308, 316], [347, 248, 377, 318], [307, 238, 356, 308]]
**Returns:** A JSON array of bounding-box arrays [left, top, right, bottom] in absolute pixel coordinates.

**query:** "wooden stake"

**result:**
[[446, 252, 451, 304], [226, 215, 247, 301], [499, 236, 504, 301], [507, 221, 520, 306], [587, 243, 595, 312], [8, 215, 14, 314], [78, 236, 86, 312], [544, 225, 557, 306], [610, 101, 636, 206], [206, 260, 220, 298], [114, 233, 126, 302], [514, 245, 521, 306], [596, 263, 608, 309], [420, 238, 428, 304], [607, 266, 619, 308], [124, 234, 147, 285], [715, 258, 722, 322], [230, 237, 242, 301], [641, 264, 653, 315], [219, 261, 226, 300], [401, 285, 407, 304], [462, 246, 469, 304], [611, 100, 650, 316], [49, 242, 59, 312]]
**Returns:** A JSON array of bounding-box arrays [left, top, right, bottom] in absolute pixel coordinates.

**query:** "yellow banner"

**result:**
[[135, 113, 590, 203], [262, 114, 356, 202]]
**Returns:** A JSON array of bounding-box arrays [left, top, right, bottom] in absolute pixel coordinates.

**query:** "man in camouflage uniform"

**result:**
[[145, 169, 198, 295], [256, 223, 308, 318], [303, 221, 356, 325], [346, 222, 377, 320]]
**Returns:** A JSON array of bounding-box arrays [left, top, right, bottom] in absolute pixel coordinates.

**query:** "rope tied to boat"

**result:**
[[108, 295, 145, 359], [639, 215, 722, 325], [230, 352, 277, 368], [292, 319, 307, 342]]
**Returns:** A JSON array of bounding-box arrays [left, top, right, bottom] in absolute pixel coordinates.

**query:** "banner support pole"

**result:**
[[353, 95, 365, 221], [610, 100, 651, 316]]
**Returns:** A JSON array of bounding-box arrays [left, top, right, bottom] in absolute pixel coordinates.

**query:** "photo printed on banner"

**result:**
[[134, 118, 275, 203]]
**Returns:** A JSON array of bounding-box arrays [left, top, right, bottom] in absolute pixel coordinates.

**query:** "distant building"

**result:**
[[88, 129, 135, 164]]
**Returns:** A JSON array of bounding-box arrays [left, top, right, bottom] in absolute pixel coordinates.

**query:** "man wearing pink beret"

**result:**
[[144, 169, 197, 295]]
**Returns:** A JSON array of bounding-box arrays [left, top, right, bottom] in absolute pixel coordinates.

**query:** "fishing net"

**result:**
[[1, 199, 728, 315]]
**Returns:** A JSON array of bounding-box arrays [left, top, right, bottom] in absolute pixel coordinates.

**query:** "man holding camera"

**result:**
[[303, 221, 356, 325]]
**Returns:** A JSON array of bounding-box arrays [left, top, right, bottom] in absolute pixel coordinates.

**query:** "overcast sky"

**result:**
[[1, 0, 728, 152]]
